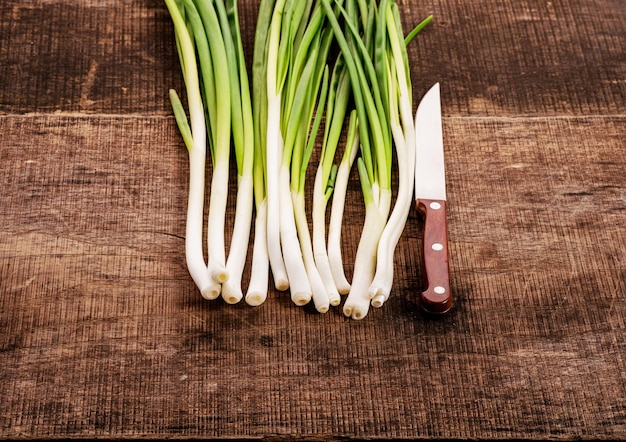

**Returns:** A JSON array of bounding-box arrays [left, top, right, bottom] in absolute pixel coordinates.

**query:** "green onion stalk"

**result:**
[[216, 0, 255, 305], [290, 62, 331, 312], [192, 0, 232, 297], [275, 0, 318, 306], [245, 0, 277, 306], [164, 0, 215, 299], [369, 10, 432, 308], [264, 0, 291, 292], [312, 58, 351, 304], [326, 109, 359, 296]]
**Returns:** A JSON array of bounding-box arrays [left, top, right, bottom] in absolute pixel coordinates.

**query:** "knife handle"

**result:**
[[416, 199, 452, 315]]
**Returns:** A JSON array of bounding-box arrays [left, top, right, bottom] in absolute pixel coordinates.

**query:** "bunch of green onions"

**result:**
[[165, 0, 431, 319], [165, 0, 254, 304]]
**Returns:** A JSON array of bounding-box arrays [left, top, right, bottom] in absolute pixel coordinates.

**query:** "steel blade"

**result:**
[[414, 82, 446, 201]]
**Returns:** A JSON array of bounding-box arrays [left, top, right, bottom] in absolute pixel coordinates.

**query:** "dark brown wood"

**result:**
[[1, 0, 625, 117], [1, 0, 625, 440], [416, 199, 452, 314]]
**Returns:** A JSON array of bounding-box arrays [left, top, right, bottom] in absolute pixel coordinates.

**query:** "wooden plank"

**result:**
[[1, 115, 624, 439], [408, 0, 626, 116], [0, 1, 182, 115], [0, 0, 624, 116], [1, 0, 625, 438]]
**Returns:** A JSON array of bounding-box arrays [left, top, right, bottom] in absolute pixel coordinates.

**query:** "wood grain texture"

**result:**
[[1, 0, 624, 116], [1, 115, 624, 439], [1, 0, 625, 439]]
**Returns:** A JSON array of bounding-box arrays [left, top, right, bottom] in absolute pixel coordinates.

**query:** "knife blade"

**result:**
[[414, 82, 452, 315]]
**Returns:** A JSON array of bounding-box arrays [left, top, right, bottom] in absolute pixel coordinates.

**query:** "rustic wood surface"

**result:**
[[1, 0, 624, 439]]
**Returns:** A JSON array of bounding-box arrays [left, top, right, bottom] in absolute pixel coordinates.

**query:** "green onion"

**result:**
[[216, 0, 255, 305], [404, 13, 433, 46], [312, 58, 351, 304], [191, 0, 232, 295], [326, 109, 359, 295], [292, 66, 331, 312], [245, 0, 277, 306], [164, 0, 214, 299], [265, 0, 291, 291]]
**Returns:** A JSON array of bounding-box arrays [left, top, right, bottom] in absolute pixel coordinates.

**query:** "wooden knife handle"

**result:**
[[416, 199, 452, 314]]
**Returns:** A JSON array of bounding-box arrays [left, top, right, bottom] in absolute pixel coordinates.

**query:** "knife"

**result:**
[[414, 83, 452, 315]]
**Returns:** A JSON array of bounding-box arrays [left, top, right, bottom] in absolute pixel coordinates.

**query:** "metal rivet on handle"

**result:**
[[430, 202, 441, 210], [432, 243, 443, 251], [434, 286, 446, 294]]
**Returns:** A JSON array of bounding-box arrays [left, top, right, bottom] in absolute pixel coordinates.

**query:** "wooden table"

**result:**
[[1, 0, 624, 439]]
